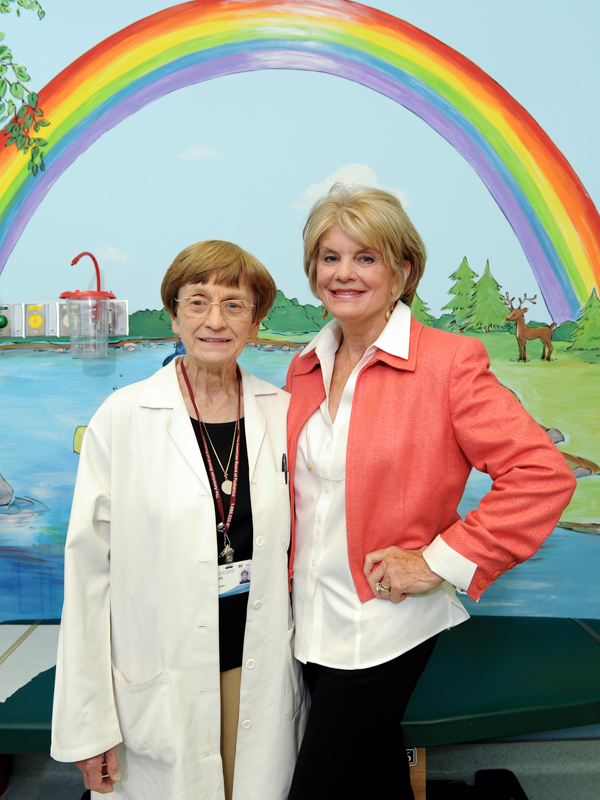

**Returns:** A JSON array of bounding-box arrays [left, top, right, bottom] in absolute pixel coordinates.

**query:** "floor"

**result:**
[[1, 754, 84, 799], [2, 739, 600, 798], [427, 740, 600, 800]]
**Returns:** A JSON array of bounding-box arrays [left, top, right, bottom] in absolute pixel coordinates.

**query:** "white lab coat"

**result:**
[[51, 360, 306, 799]]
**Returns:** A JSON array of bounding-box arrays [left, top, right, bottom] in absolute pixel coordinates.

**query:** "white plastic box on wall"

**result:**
[[24, 303, 61, 337], [0, 303, 24, 338], [110, 300, 129, 336]]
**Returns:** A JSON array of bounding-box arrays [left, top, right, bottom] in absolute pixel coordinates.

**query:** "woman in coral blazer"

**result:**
[[284, 184, 576, 800]]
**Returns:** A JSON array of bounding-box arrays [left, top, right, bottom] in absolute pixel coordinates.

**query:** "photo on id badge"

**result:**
[[219, 560, 252, 597]]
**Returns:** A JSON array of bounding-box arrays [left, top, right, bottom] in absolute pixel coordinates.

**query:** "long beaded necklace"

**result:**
[[180, 361, 241, 563]]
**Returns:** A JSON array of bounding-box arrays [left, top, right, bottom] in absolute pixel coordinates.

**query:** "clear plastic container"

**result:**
[[65, 296, 110, 358]]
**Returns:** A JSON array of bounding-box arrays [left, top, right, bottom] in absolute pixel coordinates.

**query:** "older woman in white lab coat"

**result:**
[[51, 241, 305, 799]]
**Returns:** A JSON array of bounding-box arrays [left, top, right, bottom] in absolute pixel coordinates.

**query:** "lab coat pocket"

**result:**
[[112, 665, 176, 767], [285, 627, 304, 720]]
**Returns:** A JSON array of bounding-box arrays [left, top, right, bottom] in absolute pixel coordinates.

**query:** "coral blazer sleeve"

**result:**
[[431, 335, 576, 599]]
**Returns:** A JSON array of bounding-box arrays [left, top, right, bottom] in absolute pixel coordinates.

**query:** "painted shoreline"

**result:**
[[0, 334, 310, 350]]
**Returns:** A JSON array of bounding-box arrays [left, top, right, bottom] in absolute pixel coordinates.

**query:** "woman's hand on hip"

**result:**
[[364, 546, 444, 603], [76, 745, 120, 793]]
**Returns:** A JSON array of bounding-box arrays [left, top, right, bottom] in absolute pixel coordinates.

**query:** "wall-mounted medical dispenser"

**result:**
[[60, 252, 116, 358]]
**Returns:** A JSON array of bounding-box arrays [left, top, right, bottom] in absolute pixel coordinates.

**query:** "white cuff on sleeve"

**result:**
[[422, 535, 477, 593]]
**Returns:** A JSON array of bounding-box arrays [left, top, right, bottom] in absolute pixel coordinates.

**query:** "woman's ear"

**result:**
[[170, 312, 180, 336], [404, 260, 411, 278], [248, 320, 260, 341]]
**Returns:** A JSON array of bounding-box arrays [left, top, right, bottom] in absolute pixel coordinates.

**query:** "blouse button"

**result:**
[[491, 570, 502, 581], [241, 719, 252, 730], [477, 579, 488, 590], [507, 561, 517, 570], [255, 536, 265, 548]]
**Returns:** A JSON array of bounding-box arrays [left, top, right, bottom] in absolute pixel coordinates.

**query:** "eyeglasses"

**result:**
[[174, 296, 255, 320]]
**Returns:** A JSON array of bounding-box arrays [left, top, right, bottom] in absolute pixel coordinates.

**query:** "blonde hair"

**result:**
[[160, 240, 277, 323], [303, 183, 427, 306]]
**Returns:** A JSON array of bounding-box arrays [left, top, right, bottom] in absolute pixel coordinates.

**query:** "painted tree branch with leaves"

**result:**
[[0, 0, 49, 176]]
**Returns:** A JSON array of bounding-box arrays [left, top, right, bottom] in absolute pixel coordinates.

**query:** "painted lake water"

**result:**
[[0, 342, 598, 621]]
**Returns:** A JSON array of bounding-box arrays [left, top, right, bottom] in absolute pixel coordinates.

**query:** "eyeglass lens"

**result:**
[[180, 298, 251, 318]]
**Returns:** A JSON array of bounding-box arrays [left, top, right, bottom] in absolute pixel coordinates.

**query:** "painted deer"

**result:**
[[503, 293, 557, 361]]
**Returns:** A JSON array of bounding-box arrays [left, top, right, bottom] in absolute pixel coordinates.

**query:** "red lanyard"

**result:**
[[180, 361, 241, 542]]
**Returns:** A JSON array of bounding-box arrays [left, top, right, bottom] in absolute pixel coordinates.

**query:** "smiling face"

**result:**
[[316, 225, 399, 338], [171, 278, 259, 371]]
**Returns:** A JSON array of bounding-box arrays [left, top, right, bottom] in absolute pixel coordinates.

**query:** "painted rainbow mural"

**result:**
[[0, 0, 599, 323]]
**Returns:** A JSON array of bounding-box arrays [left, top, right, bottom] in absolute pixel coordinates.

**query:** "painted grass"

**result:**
[[472, 332, 599, 524]]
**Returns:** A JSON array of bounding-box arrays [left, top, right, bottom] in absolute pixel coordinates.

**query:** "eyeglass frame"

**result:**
[[173, 295, 255, 320]]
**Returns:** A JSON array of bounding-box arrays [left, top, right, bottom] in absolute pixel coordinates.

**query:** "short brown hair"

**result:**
[[303, 183, 427, 306], [160, 240, 277, 323]]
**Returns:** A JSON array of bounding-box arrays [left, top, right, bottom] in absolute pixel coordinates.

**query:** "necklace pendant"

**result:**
[[220, 542, 234, 563], [221, 479, 232, 495]]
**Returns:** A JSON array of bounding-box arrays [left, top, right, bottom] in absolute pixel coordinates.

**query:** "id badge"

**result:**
[[218, 559, 252, 598]]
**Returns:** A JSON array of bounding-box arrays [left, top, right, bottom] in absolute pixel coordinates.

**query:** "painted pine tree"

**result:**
[[465, 260, 508, 332], [410, 292, 434, 326], [567, 288, 600, 350], [442, 257, 477, 330]]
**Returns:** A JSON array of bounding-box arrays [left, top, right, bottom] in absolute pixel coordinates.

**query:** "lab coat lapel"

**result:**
[[166, 407, 211, 493], [241, 371, 266, 480], [139, 360, 211, 493]]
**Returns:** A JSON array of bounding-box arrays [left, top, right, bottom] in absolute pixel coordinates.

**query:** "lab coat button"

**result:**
[[477, 579, 488, 590], [255, 536, 265, 548], [245, 658, 256, 670], [241, 719, 252, 730], [251, 477, 257, 484], [491, 570, 502, 581], [252, 600, 262, 610], [507, 561, 517, 570]]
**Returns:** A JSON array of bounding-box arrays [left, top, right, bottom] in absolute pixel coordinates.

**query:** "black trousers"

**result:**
[[287, 635, 438, 800]]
